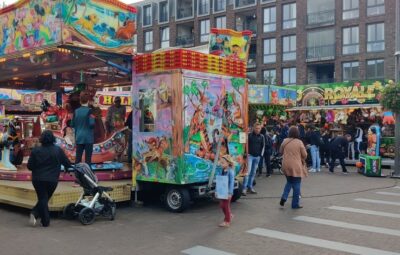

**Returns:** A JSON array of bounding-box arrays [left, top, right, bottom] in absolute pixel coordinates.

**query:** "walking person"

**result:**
[[242, 122, 264, 195], [354, 126, 363, 159], [217, 155, 235, 227], [320, 128, 331, 167], [72, 92, 95, 165], [279, 126, 308, 209], [306, 126, 321, 172], [27, 130, 72, 227], [263, 129, 273, 177], [329, 134, 352, 174]]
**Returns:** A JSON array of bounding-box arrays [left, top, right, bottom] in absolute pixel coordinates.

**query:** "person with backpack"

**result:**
[[305, 125, 322, 172]]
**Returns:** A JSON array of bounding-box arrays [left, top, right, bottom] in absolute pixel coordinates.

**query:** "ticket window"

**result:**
[[139, 89, 157, 132]]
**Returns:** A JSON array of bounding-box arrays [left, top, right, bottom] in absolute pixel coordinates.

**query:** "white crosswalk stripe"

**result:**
[[393, 186, 400, 189], [293, 216, 400, 237], [181, 246, 236, 255], [355, 198, 400, 206], [327, 206, 400, 218], [247, 228, 400, 255], [376, 191, 400, 197]]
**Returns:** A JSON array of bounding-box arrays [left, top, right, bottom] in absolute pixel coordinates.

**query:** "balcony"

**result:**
[[309, 78, 335, 84], [214, 0, 226, 12], [198, 3, 210, 16], [176, 35, 194, 47], [235, 0, 255, 9], [176, 0, 194, 20], [307, 10, 335, 27], [306, 44, 335, 62]]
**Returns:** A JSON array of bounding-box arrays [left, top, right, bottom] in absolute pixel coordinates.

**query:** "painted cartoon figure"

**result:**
[[115, 20, 136, 40], [140, 136, 170, 176], [76, 14, 99, 34], [382, 111, 395, 125]]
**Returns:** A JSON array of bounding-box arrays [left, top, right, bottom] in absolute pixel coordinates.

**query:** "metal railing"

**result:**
[[235, 0, 255, 8], [159, 12, 168, 23], [307, 10, 335, 26], [176, 35, 194, 47], [176, 6, 193, 20], [306, 44, 335, 62], [198, 3, 210, 15], [214, 0, 225, 12]]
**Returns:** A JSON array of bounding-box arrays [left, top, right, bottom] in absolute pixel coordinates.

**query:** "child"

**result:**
[[218, 154, 235, 227]]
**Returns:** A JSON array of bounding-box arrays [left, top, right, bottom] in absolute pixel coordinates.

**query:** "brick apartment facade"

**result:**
[[134, 0, 396, 85]]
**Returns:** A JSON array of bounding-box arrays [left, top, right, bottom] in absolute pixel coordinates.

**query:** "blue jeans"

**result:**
[[310, 145, 321, 170], [281, 176, 302, 208], [243, 155, 260, 191]]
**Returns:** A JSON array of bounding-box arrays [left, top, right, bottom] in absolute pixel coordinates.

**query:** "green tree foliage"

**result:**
[[381, 80, 400, 113]]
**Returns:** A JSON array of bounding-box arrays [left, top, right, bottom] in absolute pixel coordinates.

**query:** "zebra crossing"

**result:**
[[182, 186, 400, 255]]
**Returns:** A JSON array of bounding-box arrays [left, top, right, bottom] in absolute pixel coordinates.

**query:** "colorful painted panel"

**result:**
[[209, 28, 252, 61], [62, 0, 137, 53], [21, 91, 56, 111], [132, 74, 177, 184], [293, 80, 387, 107], [182, 71, 247, 183], [248, 85, 297, 106], [0, 0, 62, 56]]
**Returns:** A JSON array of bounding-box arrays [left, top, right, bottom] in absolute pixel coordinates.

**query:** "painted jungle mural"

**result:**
[[0, 0, 136, 56], [132, 71, 247, 185]]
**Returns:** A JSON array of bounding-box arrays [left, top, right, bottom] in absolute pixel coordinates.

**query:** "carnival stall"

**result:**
[[287, 80, 395, 159], [131, 29, 251, 212], [248, 85, 297, 128], [0, 0, 136, 211]]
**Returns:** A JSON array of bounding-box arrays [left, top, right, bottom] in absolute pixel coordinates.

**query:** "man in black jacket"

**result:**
[[243, 122, 264, 195], [329, 134, 352, 174], [258, 126, 273, 177]]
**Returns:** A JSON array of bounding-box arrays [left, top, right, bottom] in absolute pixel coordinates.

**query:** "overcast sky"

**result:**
[[3, 0, 141, 6]]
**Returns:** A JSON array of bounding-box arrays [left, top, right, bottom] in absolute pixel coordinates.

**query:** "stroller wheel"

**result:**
[[63, 203, 76, 220], [79, 207, 96, 225], [103, 202, 116, 221]]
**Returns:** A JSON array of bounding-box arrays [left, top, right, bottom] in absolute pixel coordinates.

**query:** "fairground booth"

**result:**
[[287, 80, 395, 176], [0, 0, 136, 209]]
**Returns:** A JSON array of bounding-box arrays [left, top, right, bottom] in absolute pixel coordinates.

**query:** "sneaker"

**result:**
[[292, 206, 303, 209], [219, 221, 230, 227], [29, 213, 37, 227], [308, 168, 316, 173], [325, 163, 330, 168], [342, 171, 349, 175], [249, 188, 257, 194], [266, 174, 271, 178], [316, 169, 321, 172], [241, 190, 247, 196], [279, 198, 286, 206]]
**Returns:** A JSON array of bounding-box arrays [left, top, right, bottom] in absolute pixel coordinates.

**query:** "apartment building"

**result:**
[[134, 0, 396, 85]]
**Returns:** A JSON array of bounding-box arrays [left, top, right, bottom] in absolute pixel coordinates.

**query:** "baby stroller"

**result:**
[[63, 163, 116, 225], [271, 152, 283, 175]]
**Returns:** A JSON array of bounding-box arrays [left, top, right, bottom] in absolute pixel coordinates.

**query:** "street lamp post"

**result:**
[[393, 0, 400, 178]]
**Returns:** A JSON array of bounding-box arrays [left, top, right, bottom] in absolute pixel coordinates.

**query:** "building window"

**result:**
[[367, 0, 385, 16], [263, 38, 276, 64], [343, 0, 359, 20], [307, 29, 335, 61], [283, 3, 296, 29], [198, 0, 210, 16], [343, 26, 359, 55], [283, 67, 296, 85], [160, 27, 170, 48], [367, 59, 384, 79], [159, 1, 169, 23], [176, 0, 194, 20], [235, 0, 256, 9], [367, 23, 385, 52], [200, 19, 210, 43], [143, 5, 152, 27], [283, 35, 296, 61], [247, 71, 257, 84], [262, 0, 276, 3], [263, 7, 276, 33], [215, 16, 226, 29], [144, 31, 153, 51], [139, 88, 156, 132], [307, 0, 335, 26], [263, 69, 276, 85], [342, 62, 359, 81], [214, 0, 226, 12]]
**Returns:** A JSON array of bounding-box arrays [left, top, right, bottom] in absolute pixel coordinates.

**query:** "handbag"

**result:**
[[216, 174, 229, 200]]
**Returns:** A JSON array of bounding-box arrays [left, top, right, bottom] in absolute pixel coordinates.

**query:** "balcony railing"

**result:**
[[214, 0, 225, 12], [159, 12, 168, 23], [176, 35, 194, 47], [308, 78, 335, 84], [198, 3, 210, 15], [306, 44, 335, 62], [307, 10, 335, 26], [247, 53, 256, 68], [235, 0, 255, 8], [176, 6, 193, 20]]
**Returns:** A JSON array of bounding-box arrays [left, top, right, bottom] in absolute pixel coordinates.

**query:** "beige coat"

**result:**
[[280, 138, 308, 178]]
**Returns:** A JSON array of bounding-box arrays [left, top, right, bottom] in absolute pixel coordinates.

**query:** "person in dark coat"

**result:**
[[243, 122, 264, 195], [27, 130, 72, 227], [319, 128, 331, 167], [72, 92, 95, 165], [258, 126, 273, 177], [329, 134, 352, 174], [125, 111, 133, 163]]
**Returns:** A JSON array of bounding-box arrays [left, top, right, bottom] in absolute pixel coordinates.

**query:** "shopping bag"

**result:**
[[216, 175, 229, 199]]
